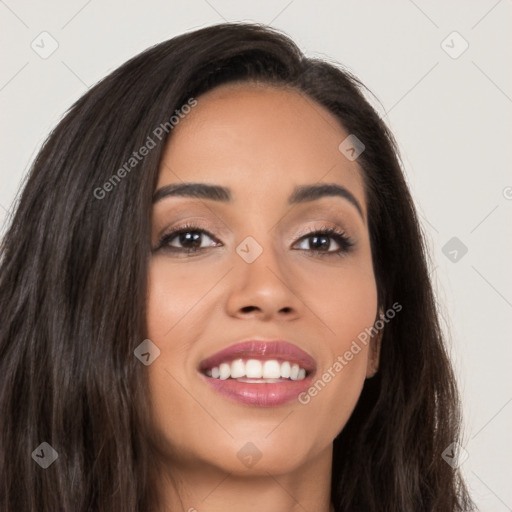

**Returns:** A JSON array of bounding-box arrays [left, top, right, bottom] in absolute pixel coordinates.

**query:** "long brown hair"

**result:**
[[0, 22, 473, 511]]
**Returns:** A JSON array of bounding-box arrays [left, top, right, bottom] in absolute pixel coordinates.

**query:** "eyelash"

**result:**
[[154, 223, 355, 257], [293, 225, 355, 256]]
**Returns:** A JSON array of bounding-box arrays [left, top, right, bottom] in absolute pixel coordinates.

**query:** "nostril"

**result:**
[[241, 306, 258, 313]]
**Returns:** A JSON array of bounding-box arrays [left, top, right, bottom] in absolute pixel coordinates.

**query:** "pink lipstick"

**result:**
[[198, 340, 316, 407]]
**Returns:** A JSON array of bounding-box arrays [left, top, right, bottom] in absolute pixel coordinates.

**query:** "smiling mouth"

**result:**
[[198, 340, 316, 406], [202, 358, 308, 382]]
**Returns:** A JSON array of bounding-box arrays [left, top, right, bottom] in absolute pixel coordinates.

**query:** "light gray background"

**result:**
[[1, 1, 511, 510]]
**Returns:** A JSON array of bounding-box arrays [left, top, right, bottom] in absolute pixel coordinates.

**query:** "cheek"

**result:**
[[328, 268, 378, 349], [144, 260, 211, 456], [145, 258, 218, 339], [296, 251, 378, 352], [293, 252, 377, 421], [297, 263, 377, 434]]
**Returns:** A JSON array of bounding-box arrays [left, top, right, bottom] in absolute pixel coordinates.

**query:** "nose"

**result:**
[[224, 242, 302, 322]]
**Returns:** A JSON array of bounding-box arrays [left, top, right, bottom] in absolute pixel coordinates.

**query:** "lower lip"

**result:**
[[201, 373, 313, 407]]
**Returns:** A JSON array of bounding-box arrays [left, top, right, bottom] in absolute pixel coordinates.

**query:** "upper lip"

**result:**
[[198, 339, 317, 374]]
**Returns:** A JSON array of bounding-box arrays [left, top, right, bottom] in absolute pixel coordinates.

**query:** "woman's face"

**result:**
[[146, 83, 380, 476]]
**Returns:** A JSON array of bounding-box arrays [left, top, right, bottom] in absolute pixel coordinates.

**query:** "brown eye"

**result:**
[[155, 224, 221, 254], [293, 226, 354, 256]]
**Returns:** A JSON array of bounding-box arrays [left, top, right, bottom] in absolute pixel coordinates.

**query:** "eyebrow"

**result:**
[[153, 182, 364, 219]]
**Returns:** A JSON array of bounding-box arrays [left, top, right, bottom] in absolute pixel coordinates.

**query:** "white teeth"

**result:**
[[219, 363, 230, 380], [237, 378, 282, 384], [205, 359, 308, 381], [280, 361, 291, 378], [230, 359, 245, 379], [245, 359, 262, 378], [262, 360, 281, 379]]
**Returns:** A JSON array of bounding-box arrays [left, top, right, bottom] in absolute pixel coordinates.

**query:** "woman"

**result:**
[[0, 22, 473, 511]]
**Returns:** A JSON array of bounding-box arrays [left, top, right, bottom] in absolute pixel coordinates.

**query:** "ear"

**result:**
[[366, 319, 383, 379]]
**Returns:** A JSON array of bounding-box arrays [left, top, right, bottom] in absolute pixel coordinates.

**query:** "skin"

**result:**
[[146, 83, 382, 512]]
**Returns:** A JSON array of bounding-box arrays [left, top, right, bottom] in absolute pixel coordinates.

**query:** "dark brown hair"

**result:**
[[0, 22, 473, 511]]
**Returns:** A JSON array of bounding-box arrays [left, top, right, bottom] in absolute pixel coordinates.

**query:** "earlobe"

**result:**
[[366, 325, 383, 379]]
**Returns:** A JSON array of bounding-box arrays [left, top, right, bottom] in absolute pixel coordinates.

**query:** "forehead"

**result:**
[[158, 83, 366, 214]]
